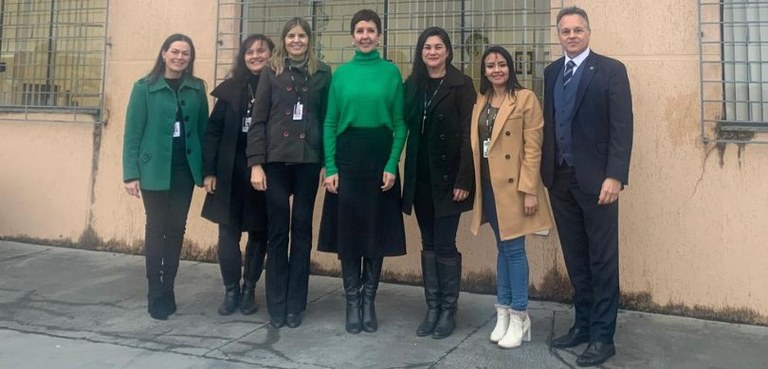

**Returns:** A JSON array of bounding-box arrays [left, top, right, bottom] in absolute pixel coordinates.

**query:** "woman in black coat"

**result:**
[[202, 34, 274, 316], [402, 27, 476, 339]]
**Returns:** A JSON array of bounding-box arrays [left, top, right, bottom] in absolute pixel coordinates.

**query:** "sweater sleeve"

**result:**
[[385, 69, 406, 175], [323, 75, 340, 176]]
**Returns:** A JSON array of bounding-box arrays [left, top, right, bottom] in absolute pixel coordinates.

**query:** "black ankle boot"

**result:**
[[148, 294, 168, 320], [361, 257, 383, 333], [433, 253, 461, 339], [147, 276, 168, 320], [239, 244, 264, 315], [341, 257, 362, 334], [417, 251, 441, 336], [162, 266, 178, 316], [218, 284, 241, 316]]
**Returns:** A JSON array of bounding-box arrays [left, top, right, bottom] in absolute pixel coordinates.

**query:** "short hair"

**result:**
[[350, 9, 382, 35], [556, 6, 590, 30]]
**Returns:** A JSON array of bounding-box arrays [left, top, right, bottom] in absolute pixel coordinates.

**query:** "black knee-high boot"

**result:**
[[417, 251, 441, 336], [433, 253, 461, 339], [341, 257, 362, 333], [362, 257, 383, 333]]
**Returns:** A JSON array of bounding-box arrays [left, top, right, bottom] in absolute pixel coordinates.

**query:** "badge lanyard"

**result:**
[[288, 64, 309, 121], [421, 78, 445, 134], [482, 94, 504, 158], [242, 84, 255, 133]]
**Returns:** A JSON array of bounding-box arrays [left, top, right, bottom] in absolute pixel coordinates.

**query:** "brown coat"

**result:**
[[469, 89, 553, 240]]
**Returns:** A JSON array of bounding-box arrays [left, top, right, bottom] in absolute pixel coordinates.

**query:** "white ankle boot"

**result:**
[[490, 304, 510, 343], [498, 309, 530, 349]]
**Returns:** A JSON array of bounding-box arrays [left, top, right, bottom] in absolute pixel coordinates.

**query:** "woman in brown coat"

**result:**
[[469, 46, 553, 349]]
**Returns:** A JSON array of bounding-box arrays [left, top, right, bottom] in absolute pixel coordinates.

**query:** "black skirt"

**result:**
[[318, 127, 407, 259]]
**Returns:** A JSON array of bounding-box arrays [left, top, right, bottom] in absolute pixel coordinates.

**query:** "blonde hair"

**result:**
[[269, 17, 319, 76]]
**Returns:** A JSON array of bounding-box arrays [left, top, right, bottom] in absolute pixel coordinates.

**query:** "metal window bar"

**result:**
[[0, 0, 108, 122], [215, 0, 564, 100], [699, 0, 768, 144]]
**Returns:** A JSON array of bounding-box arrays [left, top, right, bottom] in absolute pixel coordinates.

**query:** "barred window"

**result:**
[[699, 0, 768, 143], [0, 0, 108, 121], [215, 0, 563, 99]]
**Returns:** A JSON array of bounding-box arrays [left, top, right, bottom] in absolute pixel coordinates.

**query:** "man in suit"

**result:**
[[541, 6, 633, 367]]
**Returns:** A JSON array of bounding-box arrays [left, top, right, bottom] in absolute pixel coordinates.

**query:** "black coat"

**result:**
[[246, 61, 332, 166], [201, 77, 267, 231], [401, 65, 476, 217]]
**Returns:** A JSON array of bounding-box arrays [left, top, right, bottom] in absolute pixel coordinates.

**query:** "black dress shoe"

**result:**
[[270, 315, 286, 329], [550, 327, 590, 348], [576, 341, 615, 367], [285, 313, 302, 328]]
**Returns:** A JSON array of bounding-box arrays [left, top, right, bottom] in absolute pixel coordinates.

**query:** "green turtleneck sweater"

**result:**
[[323, 50, 406, 176]]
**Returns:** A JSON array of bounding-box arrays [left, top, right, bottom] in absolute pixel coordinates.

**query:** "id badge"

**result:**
[[293, 102, 304, 121], [482, 139, 491, 158], [173, 121, 181, 137], [242, 117, 252, 133]]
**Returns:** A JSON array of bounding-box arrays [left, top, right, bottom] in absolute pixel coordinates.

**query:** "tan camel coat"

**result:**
[[469, 89, 553, 240]]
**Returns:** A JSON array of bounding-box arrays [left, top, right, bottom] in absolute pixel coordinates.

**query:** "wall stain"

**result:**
[[4, 233, 766, 326]]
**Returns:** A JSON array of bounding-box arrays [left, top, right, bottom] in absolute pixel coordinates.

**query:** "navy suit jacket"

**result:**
[[541, 51, 633, 194]]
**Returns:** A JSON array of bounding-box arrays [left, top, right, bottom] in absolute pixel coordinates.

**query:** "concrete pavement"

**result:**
[[1, 240, 767, 369]]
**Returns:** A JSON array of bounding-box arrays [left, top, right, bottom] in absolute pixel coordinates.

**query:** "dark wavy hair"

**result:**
[[408, 27, 453, 93], [479, 45, 523, 97], [231, 34, 275, 80], [350, 9, 382, 35], [146, 33, 197, 83]]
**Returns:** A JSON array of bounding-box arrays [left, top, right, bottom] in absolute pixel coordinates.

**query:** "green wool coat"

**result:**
[[122, 76, 209, 190]]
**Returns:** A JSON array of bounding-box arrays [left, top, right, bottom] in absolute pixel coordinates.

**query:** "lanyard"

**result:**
[[484, 94, 505, 137], [246, 84, 255, 117], [421, 78, 445, 134], [287, 64, 309, 103]]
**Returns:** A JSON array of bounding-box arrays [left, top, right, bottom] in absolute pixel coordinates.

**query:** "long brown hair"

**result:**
[[269, 17, 319, 76]]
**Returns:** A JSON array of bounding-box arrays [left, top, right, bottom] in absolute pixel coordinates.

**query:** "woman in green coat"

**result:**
[[122, 33, 209, 320]]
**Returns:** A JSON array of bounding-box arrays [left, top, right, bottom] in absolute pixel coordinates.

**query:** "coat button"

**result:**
[[508, 178, 514, 183], [299, 133, 306, 139], [187, 148, 191, 155], [439, 134, 446, 141], [180, 100, 186, 106], [440, 154, 447, 161], [437, 114, 445, 121], [184, 115, 190, 122], [285, 110, 291, 116], [505, 154, 511, 159], [302, 87, 309, 92], [286, 86, 293, 91], [283, 131, 289, 137], [505, 131, 511, 136], [186, 131, 191, 137], [442, 175, 449, 182]]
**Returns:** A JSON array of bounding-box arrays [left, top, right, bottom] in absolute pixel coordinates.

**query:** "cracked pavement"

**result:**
[[1, 241, 767, 368]]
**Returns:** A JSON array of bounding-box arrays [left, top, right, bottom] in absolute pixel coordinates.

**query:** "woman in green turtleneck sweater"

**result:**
[[319, 9, 407, 335]]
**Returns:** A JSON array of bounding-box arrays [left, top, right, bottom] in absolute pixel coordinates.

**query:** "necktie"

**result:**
[[563, 60, 576, 87]]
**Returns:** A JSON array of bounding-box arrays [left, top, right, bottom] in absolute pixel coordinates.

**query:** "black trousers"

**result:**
[[263, 162, 321, 317], [218, 224, 266, 286], [412, 187, 460, 259], [548, 165, 619, 344], [141, 165, 194, 295]]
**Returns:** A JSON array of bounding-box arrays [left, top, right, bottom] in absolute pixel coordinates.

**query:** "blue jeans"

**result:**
[[481, 177, 529, 311]]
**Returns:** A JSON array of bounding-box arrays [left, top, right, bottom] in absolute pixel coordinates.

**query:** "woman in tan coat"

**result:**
[[469, 46, 553, 349]]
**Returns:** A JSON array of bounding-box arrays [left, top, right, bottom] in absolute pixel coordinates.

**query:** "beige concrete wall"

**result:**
[[1, 0, 766, 323]]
